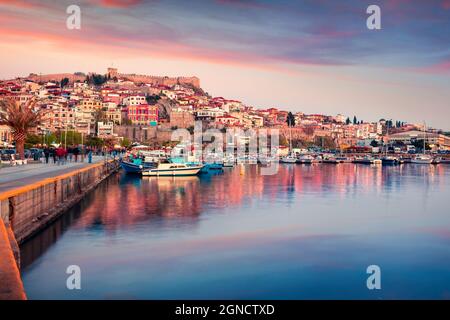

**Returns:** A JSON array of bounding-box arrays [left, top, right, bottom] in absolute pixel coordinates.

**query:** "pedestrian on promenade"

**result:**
[[50, 147, 57, 164], [56, 146, 65, 165], [67, 146, 73, 162], [43, 147, 50, 164], [88, 148, 93, 164], [73, 145, 80, 163], [63, 147, 68, 165]]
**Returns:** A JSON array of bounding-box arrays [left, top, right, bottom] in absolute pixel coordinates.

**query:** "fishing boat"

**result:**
[[411, 154, 432, 164], [142, 163, 203, 176], [120, 157, 156, 174]]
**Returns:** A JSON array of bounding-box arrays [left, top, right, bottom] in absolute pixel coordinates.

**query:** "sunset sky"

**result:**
[[0, 0, 449, 129]]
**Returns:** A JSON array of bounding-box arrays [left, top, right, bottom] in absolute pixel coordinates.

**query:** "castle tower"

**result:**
[[107, 67, 118, 78]]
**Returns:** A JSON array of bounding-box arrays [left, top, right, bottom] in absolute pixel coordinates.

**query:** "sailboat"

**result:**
[[281, 121, 297, 163], [381, 122, 398, 165], [411, 122, 432, 164]]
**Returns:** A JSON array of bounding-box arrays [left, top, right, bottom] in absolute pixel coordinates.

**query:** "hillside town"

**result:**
[[1, 67, 450, 157]]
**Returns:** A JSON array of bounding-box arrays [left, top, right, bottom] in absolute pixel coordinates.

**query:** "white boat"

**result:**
[[353, 155, 373, 164], [297, 154, 314, 164], [411, 122, 432, 165], [223, 155, 235, 167], [335, 156, 352, 163], [142, 163, 203, 176], [431, 157, 441, 164], [411, 155, 432, 164], [372, 158, 382, 165], [223, 160, 235, 167], [322, 155, 338, 164], [281, 154, 297, 163]]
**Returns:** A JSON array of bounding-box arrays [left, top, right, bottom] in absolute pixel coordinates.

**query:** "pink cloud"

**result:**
[[443, 0, 450, 9], [93, 0, 144, 8], [415, 60, 450, 74], [0, 0, 40, 8], [215, 0, 268, 9]]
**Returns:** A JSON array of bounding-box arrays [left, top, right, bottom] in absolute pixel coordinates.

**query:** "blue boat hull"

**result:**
[[120, 160, 156, 174], [120, 161, 142, 173], [200, 163, 224, 173]]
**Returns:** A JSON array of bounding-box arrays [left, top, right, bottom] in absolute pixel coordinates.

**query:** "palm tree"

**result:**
[[0, 98, 42, 160]]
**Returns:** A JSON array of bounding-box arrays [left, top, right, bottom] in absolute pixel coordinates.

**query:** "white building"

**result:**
[[97, 121, 114, 137], [123, 95, 146, 106]]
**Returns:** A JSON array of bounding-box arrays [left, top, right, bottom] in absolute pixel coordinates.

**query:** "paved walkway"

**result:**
[[0, 156, 106, 194]]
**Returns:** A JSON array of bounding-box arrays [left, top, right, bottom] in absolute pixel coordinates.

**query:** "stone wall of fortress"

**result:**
[[24, 72, 200, 88], [119, 74, 200, 87], [26, 73, 86, 83]]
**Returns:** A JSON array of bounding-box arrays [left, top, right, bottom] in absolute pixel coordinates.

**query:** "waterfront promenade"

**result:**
[[0, 156, 104, 194]]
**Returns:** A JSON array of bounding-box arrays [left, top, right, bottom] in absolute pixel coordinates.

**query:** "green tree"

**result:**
[[85, 136, 104, 148], [86, 73, 107, 86], [346, 117, 351, 125], [25, 133, 42, 147], [120, 137, 131, 148], [286, 112, 295, 127], [146, 94, 161, 105], [60, 77, 70, 88], [370, 140, 379, 147], [353, 116, 357, 124]]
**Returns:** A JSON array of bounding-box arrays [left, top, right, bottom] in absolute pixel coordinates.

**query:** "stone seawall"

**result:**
[[0, 160, 119, 244], [0, 218, 26, 300]]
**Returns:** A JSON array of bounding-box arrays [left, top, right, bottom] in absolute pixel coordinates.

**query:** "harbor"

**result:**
[[18, 162, 450, 299], [1, 147, 450, 299]]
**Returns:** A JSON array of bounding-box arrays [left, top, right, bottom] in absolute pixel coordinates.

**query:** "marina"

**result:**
[[19, 162, 450, 299]]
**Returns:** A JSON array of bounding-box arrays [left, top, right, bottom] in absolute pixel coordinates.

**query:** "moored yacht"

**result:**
[[142, 163, 203, 176], [411, 154, 432, 164], [280, 154, 297, 163], [322, 155, 338, 164], [353, 155, 374, 164], [297, 154, 314, 164], [381, 156, 398, 165]]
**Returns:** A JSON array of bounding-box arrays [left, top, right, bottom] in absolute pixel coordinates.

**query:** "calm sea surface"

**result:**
[[21, 164, 450, 299]]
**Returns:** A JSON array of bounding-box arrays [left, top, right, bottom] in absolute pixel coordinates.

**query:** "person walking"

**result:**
[[56, 146, 65, 165], [43, 147, 50, 164], [50, 147, 57, 164], [73, 145, 80, 163], [67, 146, 73, 162], [88, 148, 93, 164]]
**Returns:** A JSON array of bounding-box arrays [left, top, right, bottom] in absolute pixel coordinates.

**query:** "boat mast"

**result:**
[[423, 121, 426, 155], [385, 121, 389, 156]]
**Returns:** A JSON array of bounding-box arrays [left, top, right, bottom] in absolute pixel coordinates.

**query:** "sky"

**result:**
[[0, 0, 449, 129]]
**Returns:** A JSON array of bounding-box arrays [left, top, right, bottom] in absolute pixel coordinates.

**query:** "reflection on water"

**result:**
[[21, 164, 450, 299]]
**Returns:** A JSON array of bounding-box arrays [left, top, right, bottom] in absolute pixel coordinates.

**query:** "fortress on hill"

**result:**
[[106, 68, 200, 87], [25, 67, 200, 88]]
